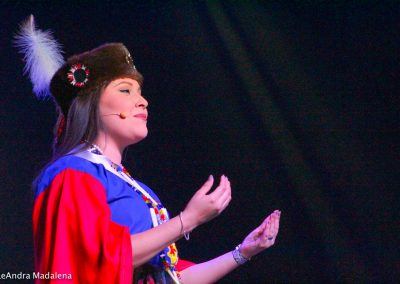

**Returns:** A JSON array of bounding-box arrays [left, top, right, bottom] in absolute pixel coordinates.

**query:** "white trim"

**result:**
[[73, 149, 159, 205]]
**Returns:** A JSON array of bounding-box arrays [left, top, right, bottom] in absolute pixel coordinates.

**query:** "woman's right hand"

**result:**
[[181, 175, 232, 232]]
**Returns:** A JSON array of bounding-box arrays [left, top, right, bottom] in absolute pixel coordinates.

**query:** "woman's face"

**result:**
[[98, 77, 148, 149]]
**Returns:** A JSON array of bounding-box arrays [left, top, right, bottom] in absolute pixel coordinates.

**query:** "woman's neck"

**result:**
[[92, 136, 124, 164]]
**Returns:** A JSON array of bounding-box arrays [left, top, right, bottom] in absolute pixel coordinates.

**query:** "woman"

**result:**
[[16, 16, 281, 283]]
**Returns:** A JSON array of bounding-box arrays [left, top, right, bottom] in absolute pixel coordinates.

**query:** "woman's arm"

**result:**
[[179, 251, 238, 284], [131, 175, 232, 268], [33, 168, 135, 283], [179, 210, 281, 284]]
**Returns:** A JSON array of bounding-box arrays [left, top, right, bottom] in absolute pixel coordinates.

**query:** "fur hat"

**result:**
[[15, 15, 142, 116], [51, 43, 143, 115]]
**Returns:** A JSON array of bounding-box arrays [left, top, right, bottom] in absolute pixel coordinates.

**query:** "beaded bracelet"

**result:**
[[232, 244, 250, 265]]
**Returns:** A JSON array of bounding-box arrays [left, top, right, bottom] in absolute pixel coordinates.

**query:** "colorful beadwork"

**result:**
[[67, 63, 89, 87], [109, 160, 180, 281]]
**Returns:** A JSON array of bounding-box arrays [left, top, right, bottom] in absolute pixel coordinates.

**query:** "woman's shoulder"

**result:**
[[43, 155, 101, 178], [33, 155, 107, 197]]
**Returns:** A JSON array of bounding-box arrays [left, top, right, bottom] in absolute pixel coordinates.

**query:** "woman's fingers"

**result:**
[[201, 175, 231, 216], [195, 175, 214, 196], [212, 176, 232, 211], [184, 175, 232, 228], [261, 216, 271, 238], [216, 176, 230, 199], [262, 210, 280, 242], [209, 175, 227, 197], [239, 210, 282, 258], [221, 196, 231, 211], [272, 210, 280, 234], [219, 186, 232, 211], [197, 175, 231, 200]]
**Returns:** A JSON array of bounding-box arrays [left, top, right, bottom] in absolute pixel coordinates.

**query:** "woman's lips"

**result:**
[[133, 113, 148, 121]]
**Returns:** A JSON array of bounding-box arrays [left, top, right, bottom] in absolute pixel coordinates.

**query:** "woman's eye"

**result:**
[[120, 89, 130, 94]]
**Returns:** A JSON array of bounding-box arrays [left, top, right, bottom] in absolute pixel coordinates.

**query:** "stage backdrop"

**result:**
[[1, 1, 398, 283]]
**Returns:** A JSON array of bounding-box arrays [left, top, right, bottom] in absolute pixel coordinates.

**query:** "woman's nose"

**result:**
[[136, 95, 148, 108]]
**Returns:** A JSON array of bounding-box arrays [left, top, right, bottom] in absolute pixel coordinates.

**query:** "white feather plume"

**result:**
[[14, 15, 64, 99]]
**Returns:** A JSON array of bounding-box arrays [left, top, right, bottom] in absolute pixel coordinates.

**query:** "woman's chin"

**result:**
[[128, 131, 148, 146]]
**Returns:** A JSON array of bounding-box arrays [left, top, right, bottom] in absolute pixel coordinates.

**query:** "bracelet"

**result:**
[[179, 212, 190, 240], [232, 244, 250, 265]]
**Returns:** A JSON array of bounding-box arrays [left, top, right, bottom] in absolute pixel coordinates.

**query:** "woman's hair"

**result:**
[[51, 82, 105, 161]]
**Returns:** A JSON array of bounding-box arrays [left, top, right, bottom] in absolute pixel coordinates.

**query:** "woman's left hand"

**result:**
[[239, 210, 281, 259], [178, 210, 281, 283]]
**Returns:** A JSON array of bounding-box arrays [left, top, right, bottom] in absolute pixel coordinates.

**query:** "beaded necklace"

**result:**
[[88, 144, 181, 283]]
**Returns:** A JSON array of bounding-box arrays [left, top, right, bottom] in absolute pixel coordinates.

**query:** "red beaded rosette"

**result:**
[[67, 63, 89, 87]]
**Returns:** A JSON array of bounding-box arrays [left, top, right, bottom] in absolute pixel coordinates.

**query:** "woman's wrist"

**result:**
[[179, 211, 191, 240], [179, 210, 199, 233], [232, 244, 251, 265]]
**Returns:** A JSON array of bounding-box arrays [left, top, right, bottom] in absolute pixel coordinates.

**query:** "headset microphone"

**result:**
[[103, 112, 128, 119]]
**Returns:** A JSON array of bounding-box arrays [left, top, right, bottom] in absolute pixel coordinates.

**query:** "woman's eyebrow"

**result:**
[[113, 81, 133, 87]]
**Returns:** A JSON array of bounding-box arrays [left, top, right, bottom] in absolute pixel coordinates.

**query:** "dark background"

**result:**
[[1, 1, 398, 283]]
